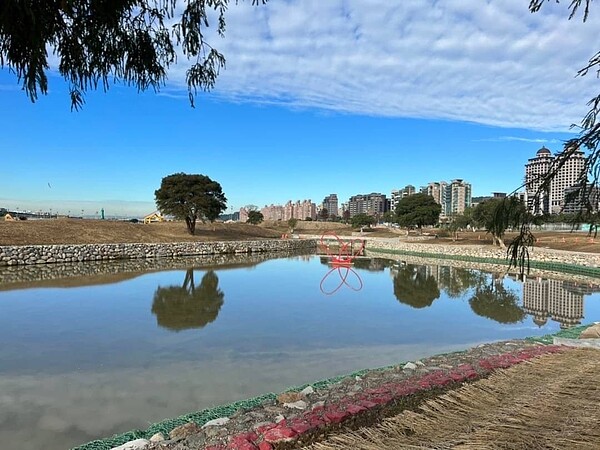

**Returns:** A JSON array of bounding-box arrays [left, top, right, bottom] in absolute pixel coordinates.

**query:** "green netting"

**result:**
[[367, 247, 600, 278], [527, 324, 592, 345], [71, 393, 276, 450]]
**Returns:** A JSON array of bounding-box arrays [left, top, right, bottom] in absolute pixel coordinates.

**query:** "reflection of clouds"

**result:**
[[0, 343, 470, 450]]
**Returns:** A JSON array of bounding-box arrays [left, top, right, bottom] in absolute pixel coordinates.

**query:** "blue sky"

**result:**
[[0, 0, 593, 217]]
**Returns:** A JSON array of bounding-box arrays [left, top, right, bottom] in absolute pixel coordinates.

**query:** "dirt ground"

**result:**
[[0, 219, 598, 253], [0, 219, 281, 245], [427, 230, 600, 254]]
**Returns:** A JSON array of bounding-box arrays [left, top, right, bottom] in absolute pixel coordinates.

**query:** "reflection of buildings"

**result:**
[[522, 277, 589, 329], [424, 265, 452, 284]]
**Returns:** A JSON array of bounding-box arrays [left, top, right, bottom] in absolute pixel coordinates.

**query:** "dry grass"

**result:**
[[0, 219, 281, 245], [429, 231, 600, 254], [305, 348, 600, 450], [1, 219, 598, 254]]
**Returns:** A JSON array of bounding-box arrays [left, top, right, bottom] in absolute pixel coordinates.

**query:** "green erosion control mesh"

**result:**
[[72, 362, 414, 450], [71, 393, 276, 450], [367, 247, 600, 278], [528, 323, 591, 345]]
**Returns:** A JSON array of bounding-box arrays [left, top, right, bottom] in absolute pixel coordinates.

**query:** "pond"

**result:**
[[1, 253, 599, 450]]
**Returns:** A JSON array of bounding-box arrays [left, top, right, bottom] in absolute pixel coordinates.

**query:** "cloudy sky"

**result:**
[[1, 0, 598, 216]]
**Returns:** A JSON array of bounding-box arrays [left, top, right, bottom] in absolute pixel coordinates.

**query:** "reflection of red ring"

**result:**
[[320, 265, 363, 296]]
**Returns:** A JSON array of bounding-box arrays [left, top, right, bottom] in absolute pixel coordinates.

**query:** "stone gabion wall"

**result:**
[[366, 249, 600, 285], [365, 240, 600, 268], [0, 239, 317, 267], [0, 250, 314, 286]]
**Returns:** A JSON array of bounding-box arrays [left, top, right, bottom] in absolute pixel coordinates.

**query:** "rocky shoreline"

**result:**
[[81, 332, 577, 450], [364, 238, 600, 269]]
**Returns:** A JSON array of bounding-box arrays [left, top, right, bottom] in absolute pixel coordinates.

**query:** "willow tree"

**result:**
[[473, 197, 527, 249], [0, 0, 267, 109], [509, 0, 600, 272]]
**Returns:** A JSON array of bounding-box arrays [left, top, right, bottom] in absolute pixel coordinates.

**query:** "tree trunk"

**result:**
[[493, 233, 506, 249], [185, 216, 196, 235]]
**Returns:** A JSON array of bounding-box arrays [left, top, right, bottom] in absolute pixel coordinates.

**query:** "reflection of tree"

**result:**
[[393, 264, 440, 309], [437, 267, 486, 298], [469, 274, 525, 324], [151, 270, 224, 331]]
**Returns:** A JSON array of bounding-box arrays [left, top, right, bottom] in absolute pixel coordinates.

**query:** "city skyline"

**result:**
[[1, 1, 589, 216], [0, 149, 559, 219]]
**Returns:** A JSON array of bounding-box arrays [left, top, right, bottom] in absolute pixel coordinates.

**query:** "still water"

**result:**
[[1, 254, 599, 450]]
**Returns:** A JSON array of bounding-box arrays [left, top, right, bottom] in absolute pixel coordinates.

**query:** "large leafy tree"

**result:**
[[319, 208, 329, 221], [155, 173, 227, 235], [395, 193, 441, 231], [246, 210, 264, 225], [351, 213, 375, 228], [0, 0, 267, 109]]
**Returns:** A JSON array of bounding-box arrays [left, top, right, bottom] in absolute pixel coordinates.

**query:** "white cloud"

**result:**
[[165, 0, 600, 131], [475, 136, 562, 144]]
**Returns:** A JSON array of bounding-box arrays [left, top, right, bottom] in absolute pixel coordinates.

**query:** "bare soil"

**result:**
[[0, 219, 281, 246], [1, 219, 598, 253], [424, 230, 600, 254]]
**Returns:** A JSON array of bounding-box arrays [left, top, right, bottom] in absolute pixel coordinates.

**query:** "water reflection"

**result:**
[[434, 266, 485, 298], [319, 265, 363, 295], [390, 261, 600, 328], [1, 255, 600, 450], [392, 264, 440, 309], [151, 270, 224, 331], [469, 275, 525, 324], [521, 276, 590, 329]]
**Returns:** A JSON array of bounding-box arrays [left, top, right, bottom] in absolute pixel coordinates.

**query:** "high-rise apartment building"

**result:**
[[322, 194, 339, 217], [550, 149, 586, 214], [347, 193, 387, 218], [423, 182, 447, 209], [294, 200, 317, 220], [260, 200, 317, 221], [421, 180, 471, 219], [525, 146, 590, 214], [524, 146, 553, 214], [447, 179, 472, 216], [390, 185, 416, 212]]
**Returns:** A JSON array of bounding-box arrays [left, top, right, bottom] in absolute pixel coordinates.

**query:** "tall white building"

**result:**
[[525, 146, 587, 214], [447, 179, 472, 215], [421, 180, 471, 219]]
